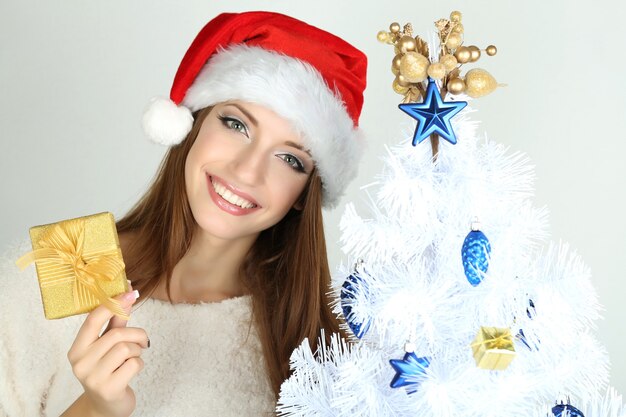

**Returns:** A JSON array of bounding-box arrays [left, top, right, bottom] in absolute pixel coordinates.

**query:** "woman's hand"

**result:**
[[65, 282, 149, 417]]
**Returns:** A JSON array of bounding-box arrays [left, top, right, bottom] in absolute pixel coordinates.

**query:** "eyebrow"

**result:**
[[227, 103, 259, 127], [284, 141, 312, 157]]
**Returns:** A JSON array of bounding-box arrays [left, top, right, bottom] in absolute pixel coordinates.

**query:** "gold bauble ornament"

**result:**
[[455, 46, 471, 64], [446, 32, 462, 50], [440, 54, 458, 71], [465, 68, 498, 98], [486, 45, 498, 56], [447, 77, 466, 94], [392, 78, 409, 95], [390, 22, 401, 33], [391, 53, 403, 76], [453, 23, 464, 33], [377, 30, 390, 43], [427, 63, 446, 79], [398, 35, 417, 53], [468, 45, 481, 62], [399, 52, 429, 82], [450, 11, 462, 23]]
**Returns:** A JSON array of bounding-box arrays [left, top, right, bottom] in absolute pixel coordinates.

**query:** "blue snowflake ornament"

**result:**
[[389, 351, 431, 393], [462, 225, 491, 286], [340, 262, 372, 339], [398, 78, 467, 146]]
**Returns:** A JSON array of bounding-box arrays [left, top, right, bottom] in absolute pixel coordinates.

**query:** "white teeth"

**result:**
[[211, 178, 256, 209], [222, 189, 235, 201]]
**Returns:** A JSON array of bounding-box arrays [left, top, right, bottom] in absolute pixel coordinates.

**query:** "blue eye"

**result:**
[[218, 115, 249, 137], [277, 154, 306, 173]]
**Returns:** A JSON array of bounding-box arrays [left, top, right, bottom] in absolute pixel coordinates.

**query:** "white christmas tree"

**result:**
[[276, 12, 625, 417]]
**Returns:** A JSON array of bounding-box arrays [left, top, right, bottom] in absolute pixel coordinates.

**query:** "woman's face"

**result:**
[[185, 101, 314, 241]]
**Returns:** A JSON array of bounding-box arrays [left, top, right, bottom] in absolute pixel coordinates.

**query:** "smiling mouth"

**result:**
[[209, 175, 258, 209]]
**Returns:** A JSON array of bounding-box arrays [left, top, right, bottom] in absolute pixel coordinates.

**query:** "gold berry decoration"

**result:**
[[446, 32, 462, 50], [464, 68, 497, 98], [447, 77, 466, 94], [454, 46, 472, 64], [468, 45, 481, 62], [427, 63, 446, 79], [392, 78, 409, 94], [399, 52, 430, 83], [440, 54, 458, 71], [398, 35, 417, 53], [391, 53, 403, 76]]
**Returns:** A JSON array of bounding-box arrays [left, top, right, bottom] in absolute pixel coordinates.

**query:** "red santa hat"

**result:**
[[142, 11, 368, 208]]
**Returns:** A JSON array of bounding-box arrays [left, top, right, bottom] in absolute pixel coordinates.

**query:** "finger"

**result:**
[[70, 289, 140, 356], [71, 326, 149, 375], [90, 327, 150, 361], [95, 342, 144, 378], [109, 357, 144, 388], [103, 281, 136, 334]]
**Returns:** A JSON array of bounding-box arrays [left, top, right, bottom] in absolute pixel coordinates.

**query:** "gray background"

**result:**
[[1, 0, 624, 394]]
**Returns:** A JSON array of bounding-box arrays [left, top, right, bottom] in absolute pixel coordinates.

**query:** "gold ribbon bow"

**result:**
[[471, 327, 513, 350], [16, 218, 129, 319]]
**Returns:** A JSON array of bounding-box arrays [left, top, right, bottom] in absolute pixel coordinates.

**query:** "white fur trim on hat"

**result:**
[[144, 44, 361, 208]]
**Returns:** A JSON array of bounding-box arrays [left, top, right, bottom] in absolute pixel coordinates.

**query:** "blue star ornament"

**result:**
[[552, 403, 585, 417], [399, 78, 467, 146], [389, 352, 431, 391]]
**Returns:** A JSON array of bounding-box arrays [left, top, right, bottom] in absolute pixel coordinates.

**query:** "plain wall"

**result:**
[[1, 0, 624, 394]]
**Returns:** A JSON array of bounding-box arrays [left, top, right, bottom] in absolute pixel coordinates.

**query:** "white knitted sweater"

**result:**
[[0, 240, 276, 416]]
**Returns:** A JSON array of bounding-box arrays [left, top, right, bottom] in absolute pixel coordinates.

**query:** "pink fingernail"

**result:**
[[123, 290, 140, 301]]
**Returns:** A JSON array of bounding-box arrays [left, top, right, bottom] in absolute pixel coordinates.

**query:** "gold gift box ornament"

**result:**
[[16, 212, 130, 320], [470, 326, 516, 370]]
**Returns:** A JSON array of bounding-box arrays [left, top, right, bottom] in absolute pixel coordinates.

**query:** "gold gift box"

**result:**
[[471, 326, 516, 370], [24, 212, 129, 319]]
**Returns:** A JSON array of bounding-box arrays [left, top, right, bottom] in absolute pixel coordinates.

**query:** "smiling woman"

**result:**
[[0, 10, 367, 417]]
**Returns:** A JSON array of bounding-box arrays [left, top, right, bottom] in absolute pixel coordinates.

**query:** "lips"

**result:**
[[206, 173, 261, 216]]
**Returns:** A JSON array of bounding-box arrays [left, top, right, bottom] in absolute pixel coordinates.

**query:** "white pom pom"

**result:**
[[142, 97, 193, 146]]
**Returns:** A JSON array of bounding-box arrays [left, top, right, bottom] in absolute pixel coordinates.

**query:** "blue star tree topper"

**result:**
[[399, 78, 467, 146]]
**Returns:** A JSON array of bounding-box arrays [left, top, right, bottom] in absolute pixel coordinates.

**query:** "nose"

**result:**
[[228, 141, 268, 186]]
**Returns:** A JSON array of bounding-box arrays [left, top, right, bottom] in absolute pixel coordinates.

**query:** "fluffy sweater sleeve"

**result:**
[[0, 239, 84, 416]]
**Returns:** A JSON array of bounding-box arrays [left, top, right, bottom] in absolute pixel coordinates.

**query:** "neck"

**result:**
[[164, 227, 258, 303]]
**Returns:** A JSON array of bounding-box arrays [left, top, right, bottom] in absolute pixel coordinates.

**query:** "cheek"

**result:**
[[267, 171, 308, 211], [185, 132, 227, 177]]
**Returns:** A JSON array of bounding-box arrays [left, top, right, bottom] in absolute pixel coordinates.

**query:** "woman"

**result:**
[[0, 10, 367, 417]]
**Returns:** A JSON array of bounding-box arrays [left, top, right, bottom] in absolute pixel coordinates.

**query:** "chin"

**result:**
[[192, 209, 265, 241]]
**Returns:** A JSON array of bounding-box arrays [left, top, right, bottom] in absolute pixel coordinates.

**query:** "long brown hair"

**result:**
[[116, 106, 340, 398]]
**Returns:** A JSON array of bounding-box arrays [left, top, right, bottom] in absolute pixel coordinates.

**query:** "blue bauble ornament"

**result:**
[[340, 260, 371, 339], [462, 219, 491, 286], [552, 403, 585, 417], [398, 78, 467, 146], [389, 349, 431, 394]]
